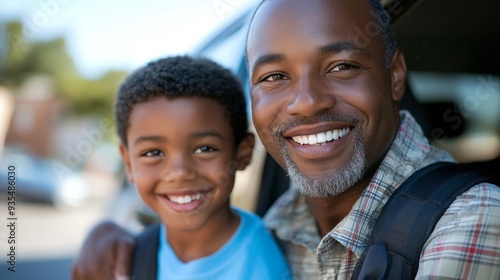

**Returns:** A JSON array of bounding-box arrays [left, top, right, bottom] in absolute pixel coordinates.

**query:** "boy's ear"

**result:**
[[236, 133, 255, 171], [119, 143, 134, 183], [390, 48, 407, 102]]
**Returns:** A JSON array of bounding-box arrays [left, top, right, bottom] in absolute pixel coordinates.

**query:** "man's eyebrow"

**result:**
[[319, 42, 369, 56], [251, 53, 285, 72], [250, 42, 368, 72], [133, 135, 166, 145]]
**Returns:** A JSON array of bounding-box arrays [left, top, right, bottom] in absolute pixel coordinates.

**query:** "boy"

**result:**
[[115, 55, 290, 279]]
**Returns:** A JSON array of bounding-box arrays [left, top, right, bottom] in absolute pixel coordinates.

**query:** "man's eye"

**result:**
[[142, 149, 164, 157], [330, 63, 359, 72], [262, 73, 287, 82], [194, 146, 215, 154]]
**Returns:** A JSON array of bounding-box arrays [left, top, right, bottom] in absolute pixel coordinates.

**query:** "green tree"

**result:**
[[1, 20, 128, 119]]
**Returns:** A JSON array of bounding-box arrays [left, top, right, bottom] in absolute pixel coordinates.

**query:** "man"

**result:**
[[73, 0, 500, 279]]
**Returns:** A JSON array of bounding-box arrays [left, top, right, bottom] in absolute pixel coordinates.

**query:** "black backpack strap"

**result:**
[[130, 223, 160, 280], [351, 161, 500, 280]]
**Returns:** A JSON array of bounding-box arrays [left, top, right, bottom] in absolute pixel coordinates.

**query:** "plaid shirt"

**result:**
[[264, 111, 500, 280]]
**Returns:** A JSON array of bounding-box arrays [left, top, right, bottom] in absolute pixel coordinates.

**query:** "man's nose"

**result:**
[[286, 76, 336, 117]]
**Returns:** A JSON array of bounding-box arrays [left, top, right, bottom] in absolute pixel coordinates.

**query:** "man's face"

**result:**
[[247, 0, 406, 196]]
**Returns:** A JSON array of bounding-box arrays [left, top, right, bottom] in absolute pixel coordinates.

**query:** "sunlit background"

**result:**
[[0, 0, 257, 279], [1, 0, 500, 279]]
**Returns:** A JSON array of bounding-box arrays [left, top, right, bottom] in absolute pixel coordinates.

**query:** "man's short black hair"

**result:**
[[115, 55, 248, 146]]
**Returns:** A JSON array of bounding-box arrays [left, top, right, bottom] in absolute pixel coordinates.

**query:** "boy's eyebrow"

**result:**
[[133, 135, 167, 145], [133, 131, 225, 145], [192, 130, 224, 140]]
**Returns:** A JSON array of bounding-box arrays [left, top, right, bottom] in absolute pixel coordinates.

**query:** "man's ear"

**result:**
[[390, 49, 407, 102], [119, 143, 134, 183], [236, 133, 255, 171]]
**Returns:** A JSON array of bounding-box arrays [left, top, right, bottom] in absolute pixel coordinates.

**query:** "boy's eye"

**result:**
[[194, 146, 215, 154], [142, 149, 164, 157]]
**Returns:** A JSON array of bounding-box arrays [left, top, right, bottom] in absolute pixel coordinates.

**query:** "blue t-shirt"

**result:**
[[157, 207, 291, 280]]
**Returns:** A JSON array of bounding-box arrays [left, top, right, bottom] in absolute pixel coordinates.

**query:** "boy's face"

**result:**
[[120, 96, 253, 232]]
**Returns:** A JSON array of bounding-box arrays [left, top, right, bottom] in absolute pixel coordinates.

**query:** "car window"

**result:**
[[408, 72, 500, 162], [200, 26, 246, 74], [392, 0, 500, 163], [194, 9, 253, 118]]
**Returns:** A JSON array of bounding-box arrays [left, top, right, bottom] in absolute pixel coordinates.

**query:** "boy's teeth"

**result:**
[[292, 127, 351, 145], [168, 193, 202, 204]]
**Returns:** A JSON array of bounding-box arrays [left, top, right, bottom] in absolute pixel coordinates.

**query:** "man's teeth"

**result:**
[[168, 193, 203, 204], [292, 127, 351, 145]]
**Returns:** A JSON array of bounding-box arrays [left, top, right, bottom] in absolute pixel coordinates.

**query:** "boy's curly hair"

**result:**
[[115, 55, 248, 146]]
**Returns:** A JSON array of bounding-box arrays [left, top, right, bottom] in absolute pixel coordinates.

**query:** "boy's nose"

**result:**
[[163, 155, 197, 182]]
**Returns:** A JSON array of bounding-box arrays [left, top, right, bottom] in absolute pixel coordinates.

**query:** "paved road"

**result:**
[[0, 199, 111, 280]]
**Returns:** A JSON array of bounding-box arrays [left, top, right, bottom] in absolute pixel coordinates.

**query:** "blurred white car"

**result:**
[[0, 146, 90, 209]]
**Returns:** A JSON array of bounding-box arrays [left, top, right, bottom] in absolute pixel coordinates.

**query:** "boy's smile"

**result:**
[[120, 96, 251, 233], [158, 188, 212, 213]]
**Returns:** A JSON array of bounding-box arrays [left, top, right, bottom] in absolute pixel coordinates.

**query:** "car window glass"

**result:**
[[198, 26, 246, 74], [409, 72, 500, 162]]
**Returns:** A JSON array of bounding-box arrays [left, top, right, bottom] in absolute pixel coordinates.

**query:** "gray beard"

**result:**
[[281, 130, 367, 197]]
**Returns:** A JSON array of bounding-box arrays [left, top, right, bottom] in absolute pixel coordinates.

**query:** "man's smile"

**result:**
[[291, 127, 351, 145]]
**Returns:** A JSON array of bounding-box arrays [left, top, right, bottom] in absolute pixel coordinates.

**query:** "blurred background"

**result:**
[[0, 0, 257, 279], [1, 0, 500, 279]]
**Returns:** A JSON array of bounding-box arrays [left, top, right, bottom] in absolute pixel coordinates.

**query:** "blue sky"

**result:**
[[0, 0, 256, 77]]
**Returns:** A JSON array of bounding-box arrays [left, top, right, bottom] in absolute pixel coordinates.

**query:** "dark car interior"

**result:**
[[392, 0, 500, 170]]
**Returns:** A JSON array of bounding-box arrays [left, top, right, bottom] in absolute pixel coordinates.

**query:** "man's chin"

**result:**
[[288, 168, 352, 197], [286, 157, 366, 197], [284, 132, 367, 197]]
